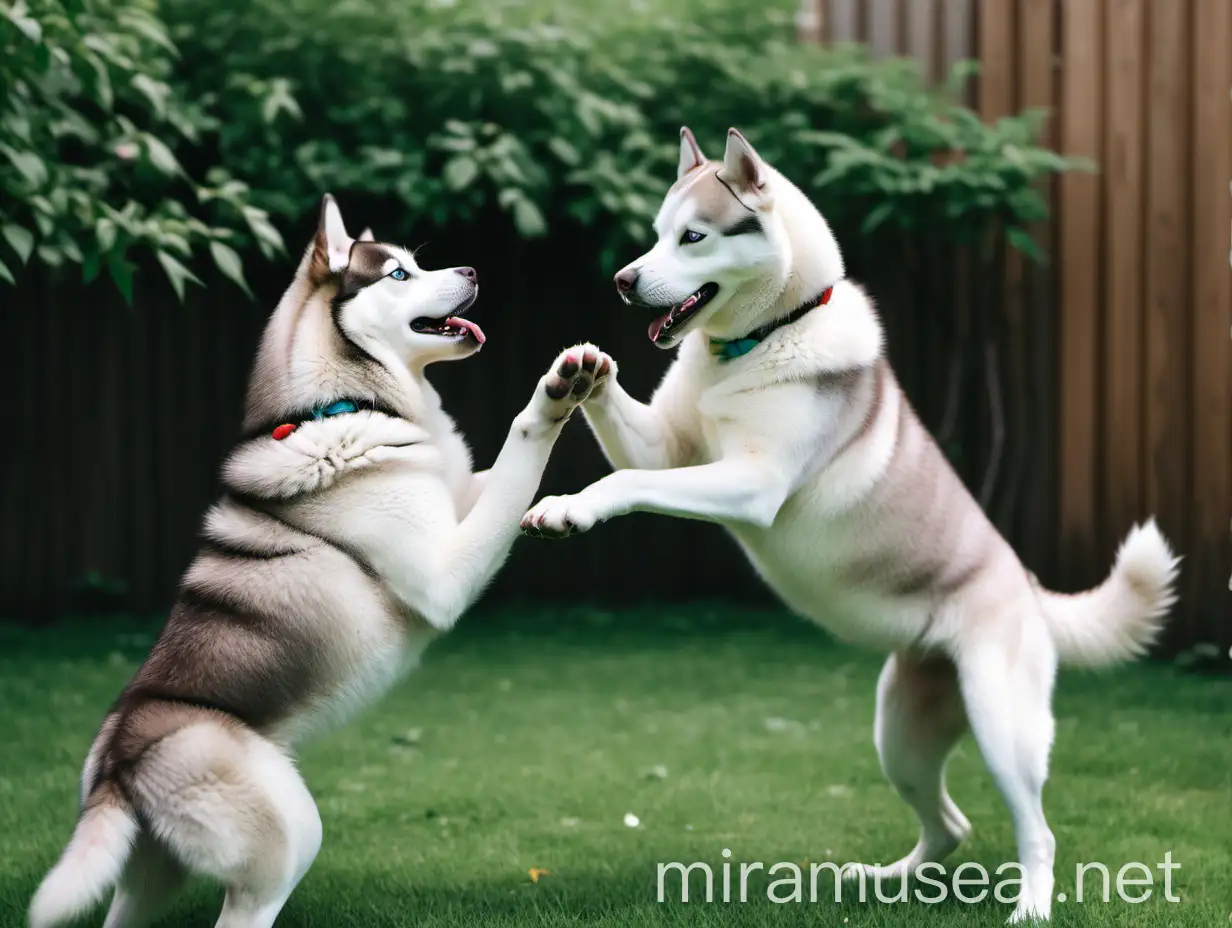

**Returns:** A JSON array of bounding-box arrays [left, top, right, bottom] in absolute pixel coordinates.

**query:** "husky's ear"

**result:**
[[357, 227, 375, 242], [719, 128, 768, 199], [310, 194, 354, 282], [677, 126, 706, 179]]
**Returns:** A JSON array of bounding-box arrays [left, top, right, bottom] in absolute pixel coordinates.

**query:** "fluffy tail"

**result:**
[[1038, 519, 1180, 667], [29, 781, 138, 928]]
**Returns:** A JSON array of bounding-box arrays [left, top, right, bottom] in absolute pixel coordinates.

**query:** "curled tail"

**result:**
[[29, 781, 138, 928], [1038, 519, 1180, 667]]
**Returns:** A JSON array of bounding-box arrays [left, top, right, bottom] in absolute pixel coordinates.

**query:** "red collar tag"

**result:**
[[272, 423, 298, 441]]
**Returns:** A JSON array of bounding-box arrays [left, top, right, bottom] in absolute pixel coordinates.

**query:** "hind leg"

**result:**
[[102, 834, 188, 928], [847, 652, 970, 883], [129, 721, 323, 928], [958, 623, 1058, 922]]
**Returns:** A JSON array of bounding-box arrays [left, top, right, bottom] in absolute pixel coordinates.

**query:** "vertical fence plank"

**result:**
[[868, 0, 900, 55], [1143, 0, 1192, 624], [1190, 0, 1232, 647], [1101, 0, 1146, 556], [906, 0, 938, 80], [1058, 0, 1104, 582], [978, 0, 1014, 119], [797, 0, 825, 42], [942, 0, 976, 92], [1015, 0, 1057, 570], [825, 0, 861, 42]]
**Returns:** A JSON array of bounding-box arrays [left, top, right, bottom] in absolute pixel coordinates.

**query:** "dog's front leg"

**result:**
[[522, 458, 792, 537], [409, 347, 608, 629], [583, 379, 689, 471], [570, 346, 698, 471]]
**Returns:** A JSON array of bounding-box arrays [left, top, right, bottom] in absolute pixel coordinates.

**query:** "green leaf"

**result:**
[[0, 145, 48, 187], [2, 225, 35, 265], [108, 255, 135, 305], [861, 202, 895, 235], [260, 79, 302, 124], [157, 250, 203, 301], [512, 197, 547, 238], [144, 136, 182, 176], [96, 219, 117, 255], [1006, 226, 1045, 264], [5, 3, 42, 43], [82, 250, 102, 285], [88, 56, 114, 111], [547, 137, 580, 166], [243, 207, 285, 259], [209, 241, 253, 298], [444, 156, 480, 191], [118, 8, 178, 55], [60, 237, 83, 264], [0, 258, 13, 286], [131, 75, 170, 120]]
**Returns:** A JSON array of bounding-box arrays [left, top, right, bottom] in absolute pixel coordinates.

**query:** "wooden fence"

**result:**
[[5, 1, 1229, 650], [807, 0, 1232, 648]]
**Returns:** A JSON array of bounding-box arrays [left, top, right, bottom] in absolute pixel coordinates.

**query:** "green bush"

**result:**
[[0, 0, 283, 299], [2, 0, 1088, 297]]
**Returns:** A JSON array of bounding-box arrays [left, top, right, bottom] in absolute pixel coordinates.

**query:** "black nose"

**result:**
[[614, 267, 638, 293], [455, 266, 477, 282]]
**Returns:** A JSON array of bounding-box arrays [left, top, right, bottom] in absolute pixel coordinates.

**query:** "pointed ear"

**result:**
[[310, 194, 354, 282], [719, 128, 767, 196], [677, 126, 706, 179], [357, 227, 375, 242]]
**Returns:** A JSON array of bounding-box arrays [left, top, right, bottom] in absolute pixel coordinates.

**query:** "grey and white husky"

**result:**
[[523, 128, 1179, 922], [30, 196, 609, 928]]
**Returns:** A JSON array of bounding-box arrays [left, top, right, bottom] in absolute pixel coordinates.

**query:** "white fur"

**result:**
[[320, 195, 352, 272], [28, 200, 608, 928], [29, 800, 138, 928], [1038, 519, 1179, 666], [528, 129, 1179, 923]]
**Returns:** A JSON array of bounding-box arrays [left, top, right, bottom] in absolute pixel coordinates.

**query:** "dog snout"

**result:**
[[614, 267, 639, 294], [454, 266, 478, 283]]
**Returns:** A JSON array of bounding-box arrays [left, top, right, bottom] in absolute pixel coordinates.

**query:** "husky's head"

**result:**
[[615, 127, 844, 348], [242, 195, 483, 432], [309, 195, 483, 366]]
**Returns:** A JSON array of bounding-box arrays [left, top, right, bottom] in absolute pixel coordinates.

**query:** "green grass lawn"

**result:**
[[0, 605, 1228, 926]]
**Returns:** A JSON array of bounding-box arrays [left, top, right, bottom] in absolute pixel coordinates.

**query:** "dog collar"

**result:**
[[709, 284, 835, 361], [271, 399, 362, 440]]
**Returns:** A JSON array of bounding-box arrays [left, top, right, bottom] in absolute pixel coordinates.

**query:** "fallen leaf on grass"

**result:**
[[528, 868, 552, 883], [391, 727, 423, 747]]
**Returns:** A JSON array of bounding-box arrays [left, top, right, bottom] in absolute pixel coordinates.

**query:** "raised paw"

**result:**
[[538, 344, 614, 419], [520, 494, 598, 539]]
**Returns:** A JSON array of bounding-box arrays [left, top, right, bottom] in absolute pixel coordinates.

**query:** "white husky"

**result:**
[[523, 128, 1179, 922], [29, 196, 608, 928]]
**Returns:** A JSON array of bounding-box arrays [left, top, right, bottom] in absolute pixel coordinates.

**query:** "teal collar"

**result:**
[[709, 284, 834, 361], [313, 399, 360, 419], [269, 398, 364, 441]]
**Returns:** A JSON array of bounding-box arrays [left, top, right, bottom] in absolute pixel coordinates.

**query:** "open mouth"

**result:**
[[410, 293, 485, 344], [646, 283, 719, 344]]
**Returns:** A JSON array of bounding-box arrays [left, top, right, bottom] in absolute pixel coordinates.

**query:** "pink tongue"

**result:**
[[647, 294, 698, 343], [447, 316, 485, 344], [648, 312, 671, 342]]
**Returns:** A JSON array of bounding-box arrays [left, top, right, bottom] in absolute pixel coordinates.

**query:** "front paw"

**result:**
[[521, 494, 598, 539], [537, 344, 613, 420]]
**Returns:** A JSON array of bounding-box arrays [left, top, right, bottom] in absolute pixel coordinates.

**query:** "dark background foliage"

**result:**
[[1, 0, 1083, 621]]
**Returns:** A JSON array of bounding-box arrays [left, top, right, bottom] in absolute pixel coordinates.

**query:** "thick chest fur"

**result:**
[[689, 359, 990, 651]]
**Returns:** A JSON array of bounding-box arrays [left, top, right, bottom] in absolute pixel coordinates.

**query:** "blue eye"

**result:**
[[680, 229, 706, 245], [390, 267, 409, 281]]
